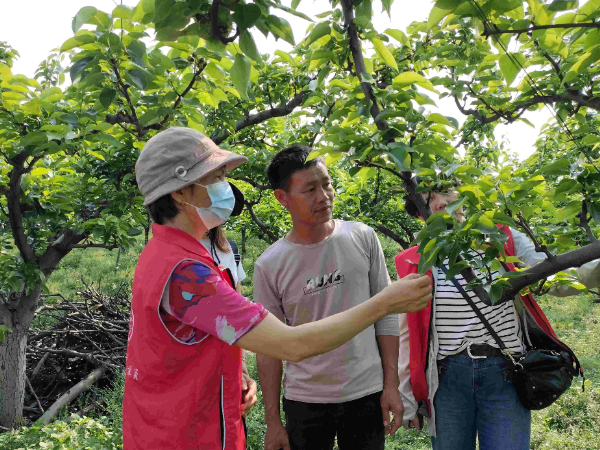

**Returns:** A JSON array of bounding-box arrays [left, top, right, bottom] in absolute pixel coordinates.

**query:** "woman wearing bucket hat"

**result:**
[[123, 127, 433, 450]]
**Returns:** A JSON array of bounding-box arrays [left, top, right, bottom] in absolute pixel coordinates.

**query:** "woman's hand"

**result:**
[[241, 362, 258, 418]]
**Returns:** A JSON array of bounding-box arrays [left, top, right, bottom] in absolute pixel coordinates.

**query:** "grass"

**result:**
[[4, 229, 599, 449]]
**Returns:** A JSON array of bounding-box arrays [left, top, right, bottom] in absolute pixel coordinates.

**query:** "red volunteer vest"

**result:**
[[123, 223, 245, 450], [394, 225, 560, 416]]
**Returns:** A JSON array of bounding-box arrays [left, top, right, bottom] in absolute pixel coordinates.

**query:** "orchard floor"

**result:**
[[1, 232, 598, 449]]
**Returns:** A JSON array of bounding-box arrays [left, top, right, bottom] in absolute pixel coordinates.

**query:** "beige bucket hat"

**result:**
[[135, 127, 247, 206]]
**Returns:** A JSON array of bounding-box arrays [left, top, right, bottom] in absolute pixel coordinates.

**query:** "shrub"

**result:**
[[0, 415, 122, 450]]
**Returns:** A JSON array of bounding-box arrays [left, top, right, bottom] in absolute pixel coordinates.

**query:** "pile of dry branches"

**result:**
[[24, 282, 129, 424]]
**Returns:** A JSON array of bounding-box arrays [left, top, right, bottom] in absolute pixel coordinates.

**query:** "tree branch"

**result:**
[[155, 59, 207, 131], [374, 224, 410, 249], [227, 176, 270, 191], [340, 0, 387, 132], [209, 0, 240, 44], [501, 240, 600, 302], [245, 201, 278, 243], [7, 151, 36, 263], [69, 243, 119, 250], [579, 198, 598, 243], [516, 213, 554, 259], [107, 57, 142, 136], [340, 0, 491, 303], [483, 23, 600, 37], [212, 91, 310, 145]]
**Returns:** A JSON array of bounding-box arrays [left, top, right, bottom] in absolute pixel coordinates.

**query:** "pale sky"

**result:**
[[0, 0, 552, 160]]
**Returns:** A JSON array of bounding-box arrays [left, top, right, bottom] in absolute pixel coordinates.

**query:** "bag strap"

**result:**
[[227, 238, 241, 267], [439, 265, 508, 352]]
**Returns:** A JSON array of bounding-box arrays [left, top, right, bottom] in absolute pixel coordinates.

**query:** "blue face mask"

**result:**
[[186, 180, 235, 229]]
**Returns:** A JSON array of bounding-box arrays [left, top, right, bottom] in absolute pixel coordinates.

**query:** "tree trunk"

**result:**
[[0, 327, 27, 428], [0, 287, 40, 428]]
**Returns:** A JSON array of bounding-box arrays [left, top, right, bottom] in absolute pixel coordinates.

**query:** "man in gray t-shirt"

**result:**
[[255, 145, 403, 450]]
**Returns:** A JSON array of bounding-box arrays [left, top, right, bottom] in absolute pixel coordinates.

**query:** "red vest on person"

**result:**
[[394, 225, 561, 416], [122, 223, 245, 450]]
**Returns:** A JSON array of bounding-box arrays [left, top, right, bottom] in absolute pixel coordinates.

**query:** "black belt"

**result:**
[[457, 343, 505, 359]]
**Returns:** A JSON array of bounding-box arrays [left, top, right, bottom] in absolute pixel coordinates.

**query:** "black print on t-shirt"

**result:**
[[303, 269, 344, 295]]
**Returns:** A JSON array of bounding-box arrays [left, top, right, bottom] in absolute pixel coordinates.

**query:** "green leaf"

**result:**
[[127, 68, 148, 89], [536, 157, 570, 176], [582, 135, 600, 145], [60, 34, 97, 52], [473, 215, 498, 234], [498, 53, 526, 86], [112, 5, 133, 19], [99, 87, 116, 109], [274, 50, 296, 67], [154, 0, 173, 24], [72, 6, 98, 33], [428, 6, 451, 29], [231, 53, 251, 99], [384, 28, 408, 46], [427, 113, 451, 126], [555, 201, 582, 222], [492, 211, 516, 228], [446, 198, 465, 216], [306, 22, 331, 46], [70, 56, 94, 83], [239, 31, 262, 64], [375, 109, 404, 122], [372, 38, 398, 71], [233, 3, 262, 31], [444, 260, 469, 280], [392, 71, 437, 92], [266, 15, 295, 45], [546, 0, 577, 11]]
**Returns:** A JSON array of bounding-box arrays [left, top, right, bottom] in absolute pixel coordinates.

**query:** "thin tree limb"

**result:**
[[580, 198, 598, 243], [69, 243, 119, 250], [245, 201, 278, 243], [39, 367, 107, 425], [374, 224, 410, 250], [26, 375, 44, 414], [227, 176, 270, 191], [483, 23, 600, 37], [212, 91, 310, 145]]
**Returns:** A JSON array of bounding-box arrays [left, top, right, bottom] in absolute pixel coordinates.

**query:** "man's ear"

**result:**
[[273, 188, 288, 209]]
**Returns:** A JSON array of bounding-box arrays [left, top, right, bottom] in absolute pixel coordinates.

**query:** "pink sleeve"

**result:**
[[168, 261, 268, 345]]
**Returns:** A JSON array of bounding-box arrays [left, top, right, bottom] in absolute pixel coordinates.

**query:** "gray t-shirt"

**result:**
[[253, 220, 398, 403]]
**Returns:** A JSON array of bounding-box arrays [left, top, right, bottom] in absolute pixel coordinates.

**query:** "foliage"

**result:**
[[2, 0, 600, 428], [0, 415, 122, 450]]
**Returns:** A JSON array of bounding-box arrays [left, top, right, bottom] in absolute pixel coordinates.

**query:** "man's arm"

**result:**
[[256, 355, 290, 450], [377, 335, 403, 435]]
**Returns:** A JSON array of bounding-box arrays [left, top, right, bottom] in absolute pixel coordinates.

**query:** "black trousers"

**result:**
[[282, 391, 384, 450]]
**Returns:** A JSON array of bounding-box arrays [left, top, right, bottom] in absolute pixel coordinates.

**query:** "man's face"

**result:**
[[275, 162, 335, 226]]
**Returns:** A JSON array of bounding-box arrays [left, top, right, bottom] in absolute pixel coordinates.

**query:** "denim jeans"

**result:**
[[430, 354, 531, 450]]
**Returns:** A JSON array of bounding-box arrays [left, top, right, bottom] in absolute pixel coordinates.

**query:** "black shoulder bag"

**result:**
[[440, 265, 582, 410]]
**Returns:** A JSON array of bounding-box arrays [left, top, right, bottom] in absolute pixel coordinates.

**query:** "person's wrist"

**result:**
[[264, 409, 284, 425]]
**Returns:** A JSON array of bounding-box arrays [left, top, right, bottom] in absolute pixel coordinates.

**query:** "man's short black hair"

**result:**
[[266, 144, 322, 191], [147, 193, 180, 224]]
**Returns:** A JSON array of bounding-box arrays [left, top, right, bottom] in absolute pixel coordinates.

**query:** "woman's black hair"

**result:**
[[147, 194, 180, 225]]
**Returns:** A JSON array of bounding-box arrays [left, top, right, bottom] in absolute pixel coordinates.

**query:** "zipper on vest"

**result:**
[[220, 376, 225, 450]]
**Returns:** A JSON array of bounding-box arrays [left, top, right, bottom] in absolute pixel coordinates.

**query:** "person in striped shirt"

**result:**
[[396, 182, 600, 450]]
